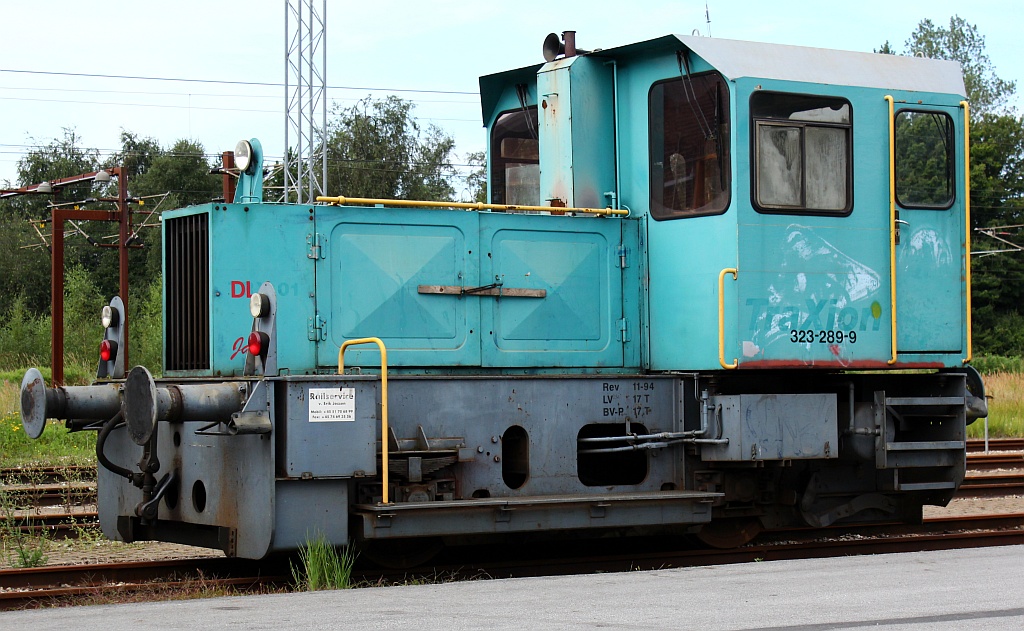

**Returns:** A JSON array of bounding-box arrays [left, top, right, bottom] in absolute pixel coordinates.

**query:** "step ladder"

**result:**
[[874, 391, 967, 492]]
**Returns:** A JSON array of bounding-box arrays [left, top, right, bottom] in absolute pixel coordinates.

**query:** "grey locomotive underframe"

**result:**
[[98, 371, 969, 558]]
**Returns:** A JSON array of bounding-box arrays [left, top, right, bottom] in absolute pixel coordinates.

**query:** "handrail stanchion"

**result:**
[[718, 268, 738, 369], [338, 337, 390, 505], [960, 100, 973, 364], [884, 95, 899, 365]]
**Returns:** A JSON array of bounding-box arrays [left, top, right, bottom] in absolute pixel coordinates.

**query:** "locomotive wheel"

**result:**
[[360, 537, 445, 569], [695, 517, 763, 548]]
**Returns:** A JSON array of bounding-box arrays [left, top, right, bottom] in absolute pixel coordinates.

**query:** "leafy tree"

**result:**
[[894, 112, 955, 206], [970, 113, 1024, 228], [325, 96, 457, 201], [465, 151, 487, 203], [0, 129, 103, 315], [14, 128, 101, 215], [967, 111, 1024, 355], [132, 139, 220, 209], [905, 16, 1016, 116], [264, 147, 301, 203], [107, 130, 163, 182]]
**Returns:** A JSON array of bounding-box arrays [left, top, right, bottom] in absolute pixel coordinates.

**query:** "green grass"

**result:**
[[290, 533, 357, 591], [0, 363, 95, 388], [968, 370, 1024, 438], [0, 481, 50, 567], [970, 355, 1024, 375], [0, 378, 96, 466]]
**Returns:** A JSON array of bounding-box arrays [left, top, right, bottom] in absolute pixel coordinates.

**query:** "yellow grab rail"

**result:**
[[718, 268, 738, 369], [884, 95, 898, 365], [961, 100, 973, 363], [338, 337, 390, 504], [316, 195, 629, 217]]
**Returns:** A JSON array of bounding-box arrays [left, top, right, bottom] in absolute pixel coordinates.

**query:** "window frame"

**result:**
[[489, 106, 540, 206], [894, 108, 956, 211], [750, 91, 854, 217], [647, 71, 732, 221]]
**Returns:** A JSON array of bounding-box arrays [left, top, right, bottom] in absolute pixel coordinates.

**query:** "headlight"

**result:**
[[101, 305, 117, 328], [235, 139, 253, 173], [250, 292, 270, 318]]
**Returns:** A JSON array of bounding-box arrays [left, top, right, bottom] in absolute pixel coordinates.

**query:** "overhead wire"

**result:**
[[0, 67, 480, 96]]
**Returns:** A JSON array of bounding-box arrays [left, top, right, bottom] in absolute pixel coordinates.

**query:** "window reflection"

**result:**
[[895, 111, 954, 209], [649, 72, 731, 219], [490, 109, 539, 206]]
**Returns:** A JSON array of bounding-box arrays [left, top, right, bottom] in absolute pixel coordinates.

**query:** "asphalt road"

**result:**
[[4, 544, 1023, 629]]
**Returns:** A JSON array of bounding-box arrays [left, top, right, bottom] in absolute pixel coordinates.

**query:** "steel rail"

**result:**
[[0, 557, 288, 610], [967, 438, 1024, 453]]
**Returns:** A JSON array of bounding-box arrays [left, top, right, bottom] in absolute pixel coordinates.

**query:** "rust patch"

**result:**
[[737, 359, 946, 370]]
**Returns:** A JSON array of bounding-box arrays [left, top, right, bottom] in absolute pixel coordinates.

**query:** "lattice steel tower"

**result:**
[[284, 0, 327, 203]]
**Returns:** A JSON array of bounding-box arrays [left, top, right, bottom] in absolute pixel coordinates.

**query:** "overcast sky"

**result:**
[[1, 0, 1019, 190]]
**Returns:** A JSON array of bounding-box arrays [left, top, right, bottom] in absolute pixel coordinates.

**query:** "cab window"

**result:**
[[649, 72, 731, 220], [490, 108, 539, 206], [752, 92, 852, 214], [895, 110, 954, 209]]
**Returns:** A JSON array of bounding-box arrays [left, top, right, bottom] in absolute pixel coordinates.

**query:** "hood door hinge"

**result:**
[[308, 313, 327, 341], [307, 233, 327, 260]]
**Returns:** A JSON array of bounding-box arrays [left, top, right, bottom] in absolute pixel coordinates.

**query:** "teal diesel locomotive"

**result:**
[[21, 32, 986, 558]]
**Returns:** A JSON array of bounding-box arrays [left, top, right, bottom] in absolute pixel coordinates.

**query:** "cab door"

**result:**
[[891, 103, 966, 354]]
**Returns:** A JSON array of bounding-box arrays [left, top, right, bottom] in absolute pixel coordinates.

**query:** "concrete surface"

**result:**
[[3, 544, 1023, 630]]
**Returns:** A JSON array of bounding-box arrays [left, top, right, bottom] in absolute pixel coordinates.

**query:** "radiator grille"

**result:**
[[165, 213, 210, 371]]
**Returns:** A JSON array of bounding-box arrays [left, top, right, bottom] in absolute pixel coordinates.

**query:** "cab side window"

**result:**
[[490, 108, 539, 206], [649, 72, 731, 220], [895, 110, 954, 209], [752, 93, 852, 214]]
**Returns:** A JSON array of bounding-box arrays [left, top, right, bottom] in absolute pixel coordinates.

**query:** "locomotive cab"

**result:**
[[21, 33, 985, 559]]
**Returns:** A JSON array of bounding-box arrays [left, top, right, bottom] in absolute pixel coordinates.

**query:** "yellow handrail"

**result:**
[[316, 195, 629, 217], [718, 268, 738, 369], [961, 100, 973, 364], [338, 337, 390, 505], [884, 95, 898, 365]]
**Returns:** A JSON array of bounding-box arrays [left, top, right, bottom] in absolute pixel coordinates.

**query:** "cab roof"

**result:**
[[656, 35, 965, 95], [479, 35, 965, 124]]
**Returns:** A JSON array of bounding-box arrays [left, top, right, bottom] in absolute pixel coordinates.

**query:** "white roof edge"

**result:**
[[674, 35, 965, 96]]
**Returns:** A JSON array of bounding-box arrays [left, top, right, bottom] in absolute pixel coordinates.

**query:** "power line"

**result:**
[[0, 67, 479, 96], [0, 84, 479, 106], [0, 95, 280, 114], [0, 95, 483, 124]]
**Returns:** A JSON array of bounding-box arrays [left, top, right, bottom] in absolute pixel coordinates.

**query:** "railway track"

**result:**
[[967, 451, 1024, 471], [0, 557, 289, 610], [0, 439, 1019, 539], [0, 510, 98, 538], [0, 466, 94, 485], [967, 438, 1024, 452], [1, 512, 1020, 610], [0, 483, 95, 508], [959, 471, 1024, 497]]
